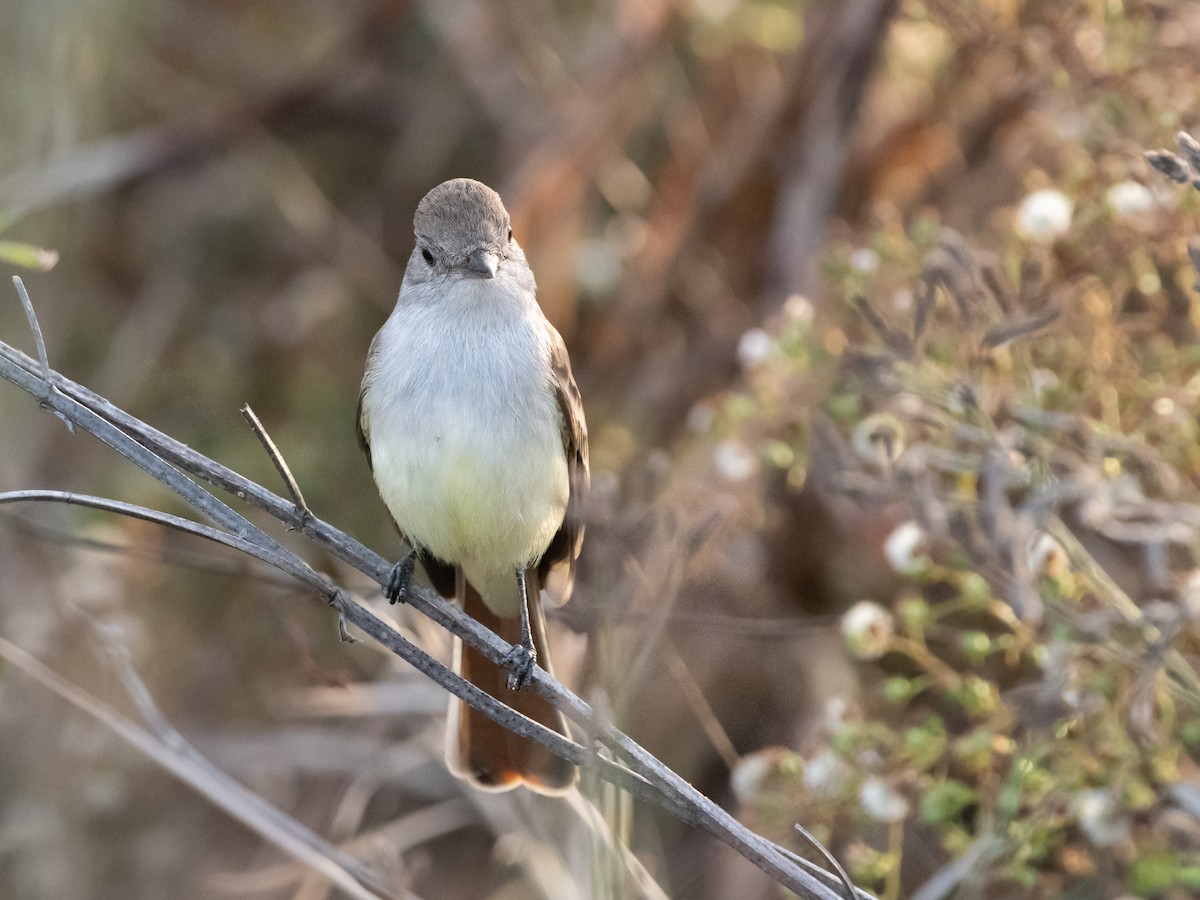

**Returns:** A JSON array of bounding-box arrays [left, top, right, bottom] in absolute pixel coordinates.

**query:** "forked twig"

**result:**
[[242, 403, 311, 524], [11, 275, 73, 432], [793, 823, 860, 900]]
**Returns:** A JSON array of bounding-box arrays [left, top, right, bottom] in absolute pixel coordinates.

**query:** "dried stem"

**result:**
[[0, 634, 392, 900], [793, 823, 861, 900], [241, 403, 311, 522], [11, 275, 73, 432]]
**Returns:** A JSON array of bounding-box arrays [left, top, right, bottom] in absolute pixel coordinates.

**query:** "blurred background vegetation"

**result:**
[[2, 0, 1200, 897]]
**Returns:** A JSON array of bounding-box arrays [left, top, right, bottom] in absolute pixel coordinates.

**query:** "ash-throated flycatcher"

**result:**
[[357, 178, 587, 794]]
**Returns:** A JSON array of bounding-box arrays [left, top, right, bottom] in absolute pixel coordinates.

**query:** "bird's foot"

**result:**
[[504, 643, 537, 691], [384, 551, 416, 604]]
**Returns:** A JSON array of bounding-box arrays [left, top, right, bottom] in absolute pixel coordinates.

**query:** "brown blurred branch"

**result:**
[[768, 0, 902, 302], [580, 0, 901, 439], [0, 283, 865, 900]]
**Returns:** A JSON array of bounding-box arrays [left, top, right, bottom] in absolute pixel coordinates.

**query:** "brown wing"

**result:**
[[356, 324, 384, 471], [538, 322, 588, 604], [355, 387, 373, 471]]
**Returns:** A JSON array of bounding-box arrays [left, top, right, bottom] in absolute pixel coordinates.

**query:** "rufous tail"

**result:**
[[446, 567, 577, 794]]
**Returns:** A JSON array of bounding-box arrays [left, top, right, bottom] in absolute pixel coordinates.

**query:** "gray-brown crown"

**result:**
[[413, 179, 510, 254]]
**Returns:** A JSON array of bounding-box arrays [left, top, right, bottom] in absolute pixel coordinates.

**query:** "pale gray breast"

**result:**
[[366, 278, 560, 457]]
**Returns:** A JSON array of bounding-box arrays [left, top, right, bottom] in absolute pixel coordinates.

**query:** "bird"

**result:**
[[357, 178, 587, 794]]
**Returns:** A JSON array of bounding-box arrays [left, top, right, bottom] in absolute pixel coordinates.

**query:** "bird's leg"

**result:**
[[384, 548, 418, 604], [504, 567, 537, 690]]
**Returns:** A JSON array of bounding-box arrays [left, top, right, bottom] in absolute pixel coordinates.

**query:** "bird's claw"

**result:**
[[504, 644, 537, 691], [385, 554, 415, 604]]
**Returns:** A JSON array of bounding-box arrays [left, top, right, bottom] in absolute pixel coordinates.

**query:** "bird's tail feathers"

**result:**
[[446, 568, 577, 795]]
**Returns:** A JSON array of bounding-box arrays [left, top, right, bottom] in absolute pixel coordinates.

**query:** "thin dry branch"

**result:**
[[0, 285, 864, 899], [241, 403, 311, 522], [0, 489, 317, 579], [0, 635, 392, 900]]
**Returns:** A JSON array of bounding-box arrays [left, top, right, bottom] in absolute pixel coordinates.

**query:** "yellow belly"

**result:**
[[370, 418, 568, 616]]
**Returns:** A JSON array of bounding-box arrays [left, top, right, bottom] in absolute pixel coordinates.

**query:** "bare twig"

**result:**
[[663, 637, 741, 772], [793, 823, 860, 900], [0, 506, 302, 587], [241, 403, 311, 523], [981, 307, 1060, 349], [0, 635, 392, 900], [909, 835, 1000, 900], [0, 489, 317, 582], [11, 277, 50, 384], [11, 275, 73, 432], [562, 789, 673, 900], [82, 607, 187, 747], [1046, 517, 1200, 708], [853, 294, 913, 356]]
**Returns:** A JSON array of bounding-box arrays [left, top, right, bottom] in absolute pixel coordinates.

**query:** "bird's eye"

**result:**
[[507, 228, 513, 243], [421, 248, 435, 265]]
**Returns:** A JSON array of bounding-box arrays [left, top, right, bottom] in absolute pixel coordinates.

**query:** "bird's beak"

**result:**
[[464, 248, 499, 279]]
